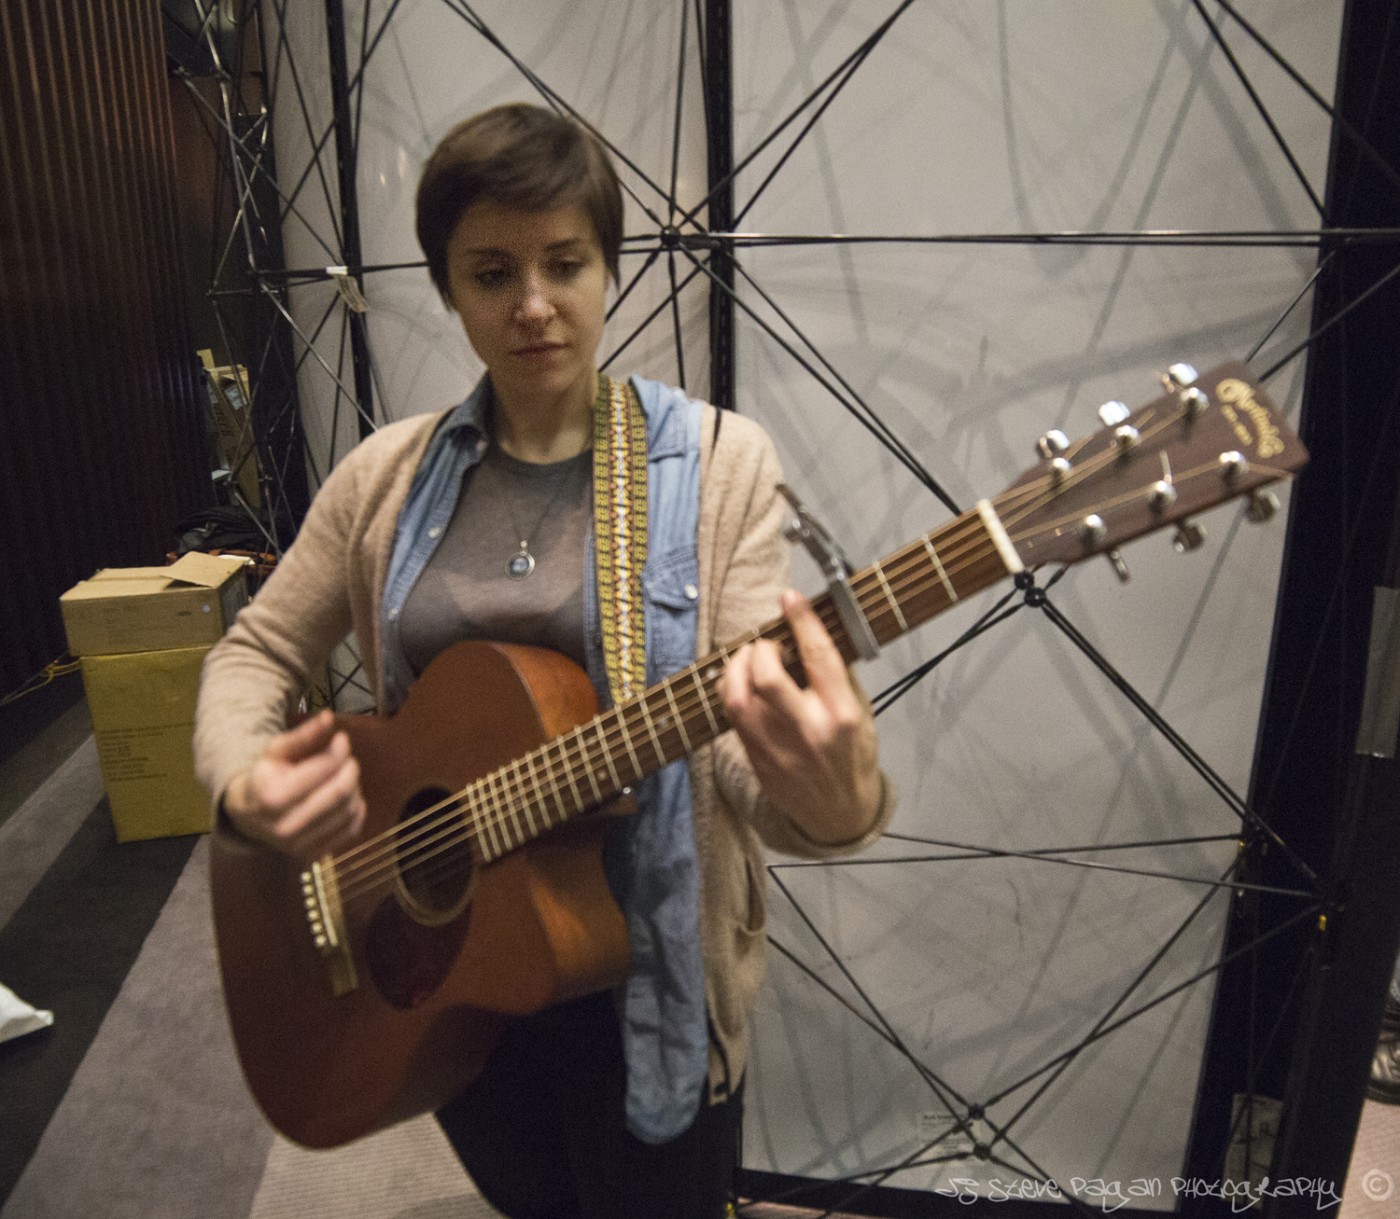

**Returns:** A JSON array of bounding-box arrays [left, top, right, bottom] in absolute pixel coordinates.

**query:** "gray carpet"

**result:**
[[0, 732, 499, 1219]]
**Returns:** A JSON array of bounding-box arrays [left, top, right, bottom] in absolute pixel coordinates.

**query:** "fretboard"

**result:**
[[466, 501, 1017, 862]]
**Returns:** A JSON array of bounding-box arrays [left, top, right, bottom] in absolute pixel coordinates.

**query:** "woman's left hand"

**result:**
[[720, 589, 882, 845]]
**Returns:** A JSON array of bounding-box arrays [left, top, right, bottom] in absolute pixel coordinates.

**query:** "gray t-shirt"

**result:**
[[398, 445, 592, 676]]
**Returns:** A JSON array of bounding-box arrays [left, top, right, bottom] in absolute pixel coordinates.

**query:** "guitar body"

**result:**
[[211, 641, 632, 1149]]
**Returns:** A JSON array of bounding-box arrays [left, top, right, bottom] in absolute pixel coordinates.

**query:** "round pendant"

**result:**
[[507, 549, 535, 579]]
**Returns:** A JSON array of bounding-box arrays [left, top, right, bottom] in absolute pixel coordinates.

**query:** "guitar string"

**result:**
[[333, 403, 1180, 891], [330, 442, 1080, 890], [328, 515, 1002, 904], [329, 419, 1184, 904], [327, 498, 1012, 898], [330, 478, 1069, 906], [330, 436, 1171, 904], [364, 449, 1292, 912], [331, 412, 1288, 905]]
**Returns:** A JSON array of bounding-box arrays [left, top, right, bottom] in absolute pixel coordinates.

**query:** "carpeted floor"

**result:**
[[0, 707, 499, 1219], [2, 706, 1396, 1218]]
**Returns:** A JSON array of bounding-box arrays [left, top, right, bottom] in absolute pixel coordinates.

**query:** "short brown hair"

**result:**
[[416, 102, 623, 299]]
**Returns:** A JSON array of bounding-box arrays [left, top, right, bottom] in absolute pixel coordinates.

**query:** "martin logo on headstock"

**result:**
[[1215, 375, 1287, 460]]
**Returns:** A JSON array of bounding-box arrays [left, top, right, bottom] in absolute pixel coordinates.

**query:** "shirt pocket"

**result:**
[[643, 543, 699, 679]]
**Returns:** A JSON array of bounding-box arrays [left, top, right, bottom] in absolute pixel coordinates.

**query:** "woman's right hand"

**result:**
[[222, 709, 366, 859]]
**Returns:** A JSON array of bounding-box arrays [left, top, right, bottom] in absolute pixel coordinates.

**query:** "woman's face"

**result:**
[[444, 200, 608, 412]]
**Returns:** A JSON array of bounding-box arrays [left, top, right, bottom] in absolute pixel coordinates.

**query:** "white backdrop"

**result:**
[[262, 0, 1340, 1203]]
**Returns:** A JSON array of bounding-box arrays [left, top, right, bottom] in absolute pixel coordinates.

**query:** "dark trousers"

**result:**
[[437, 991, 742, 1219]]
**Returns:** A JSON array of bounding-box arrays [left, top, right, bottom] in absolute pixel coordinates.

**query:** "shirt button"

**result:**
[[428, 526, 442, 539], [684, 583, 699, 600], [388, 607, 399, 619]]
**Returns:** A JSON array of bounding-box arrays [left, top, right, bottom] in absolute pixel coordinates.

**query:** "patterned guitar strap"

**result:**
[[592, 373, 709, 1141], [592, 374, 649, 700]]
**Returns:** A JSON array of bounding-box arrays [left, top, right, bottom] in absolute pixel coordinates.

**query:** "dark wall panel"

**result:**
[[0, 0, 209, 698]]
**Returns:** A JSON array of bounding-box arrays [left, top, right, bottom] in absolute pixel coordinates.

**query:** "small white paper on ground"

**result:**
[[0, 981, 55, 1043]]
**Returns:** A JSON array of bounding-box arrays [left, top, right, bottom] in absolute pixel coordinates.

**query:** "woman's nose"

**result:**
[[515, 273, 555, 322]]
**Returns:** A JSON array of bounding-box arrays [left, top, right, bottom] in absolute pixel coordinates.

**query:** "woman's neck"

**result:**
[[491, 372, 597, 463]]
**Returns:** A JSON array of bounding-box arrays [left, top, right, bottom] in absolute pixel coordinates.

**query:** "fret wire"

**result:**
[[534, 746, 562, 826], [504, 769, 527, 852], [594, 715, 622, 791], [470, 775, 492, 859], [873, 565, 908, 632], [500, 769, 523, 853], [921, 535, 959, 603], [616, 706, 644, 781], [637, 695, 667, 767], [554, 736, 584, 817], [478, 773, 502, 859], [492, 771, 516, 855], [662, 681, 694, 754], [690, 666, 721, 735], [573, 725, 603, 804], [506, 759, 532, 841], [491, 765, 512, 832], [520, 753, 544, 837]]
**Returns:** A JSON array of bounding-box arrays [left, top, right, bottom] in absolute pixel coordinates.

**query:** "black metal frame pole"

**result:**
[[703, 0, 735, 412], [1262, 0, 1400, 1194], [325, 0, 375, 437], [1182, 0, 1400, 1207]]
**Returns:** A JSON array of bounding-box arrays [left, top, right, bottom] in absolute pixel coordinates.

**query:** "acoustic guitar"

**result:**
[[211, 360, 1307, 1148]]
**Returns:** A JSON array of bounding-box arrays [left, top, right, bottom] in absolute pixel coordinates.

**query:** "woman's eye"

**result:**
[[552, 260, 583, 279], [474, 268, 509, 289]]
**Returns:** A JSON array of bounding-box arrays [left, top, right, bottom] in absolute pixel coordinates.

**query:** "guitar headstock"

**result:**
[[996, 361, 1308, 570]]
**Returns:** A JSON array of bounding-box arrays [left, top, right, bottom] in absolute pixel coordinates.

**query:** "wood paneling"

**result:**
[[0, 0, 209, 697]]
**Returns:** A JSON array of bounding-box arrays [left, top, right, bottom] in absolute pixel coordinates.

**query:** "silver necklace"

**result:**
[[501, 454, 587, 579]]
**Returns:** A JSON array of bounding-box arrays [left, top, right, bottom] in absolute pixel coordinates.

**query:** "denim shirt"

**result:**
[[380, 375, 708, 1144]]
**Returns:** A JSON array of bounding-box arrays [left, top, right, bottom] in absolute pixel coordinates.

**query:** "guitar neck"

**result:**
[[470, 503, 1015, 862]]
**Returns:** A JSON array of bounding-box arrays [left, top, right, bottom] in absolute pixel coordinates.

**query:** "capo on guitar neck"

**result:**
[[776, 483, 880, 661]]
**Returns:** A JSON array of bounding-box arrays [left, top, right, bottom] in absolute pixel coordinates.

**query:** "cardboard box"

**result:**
[[80, 646, 213, 842], [60, 553, 248, 842], [59, 551, 248, 657], [198, 349, 262, 508]]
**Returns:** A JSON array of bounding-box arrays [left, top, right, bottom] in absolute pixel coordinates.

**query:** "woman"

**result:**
[[195, 102, 890, 1218]]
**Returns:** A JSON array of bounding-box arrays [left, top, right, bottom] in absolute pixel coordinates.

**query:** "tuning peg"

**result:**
[[1098, 400, 1130, 427], [1106, 550, 1131, 582], [1246, 488, 1280, 523], [1114, 424, 1141, 453], [1080, 514, 1108, 550], [1037, 430, 1070, 460], [1161, 363, 1209, 417], [1181, 387, 1210, 417], [1148, 479, 1178, 514], [1172, 520, 1207, 553], [1219, 450, 1249, 482]]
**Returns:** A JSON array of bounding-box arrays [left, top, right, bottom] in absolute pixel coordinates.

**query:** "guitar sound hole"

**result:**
[[395, 786, 475, 922]]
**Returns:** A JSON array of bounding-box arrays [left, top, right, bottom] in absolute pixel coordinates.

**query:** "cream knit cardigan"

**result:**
[[194, 400, 890, 1101]]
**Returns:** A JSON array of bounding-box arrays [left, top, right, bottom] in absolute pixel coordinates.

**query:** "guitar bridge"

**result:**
[[300, 858, 358, 997]]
